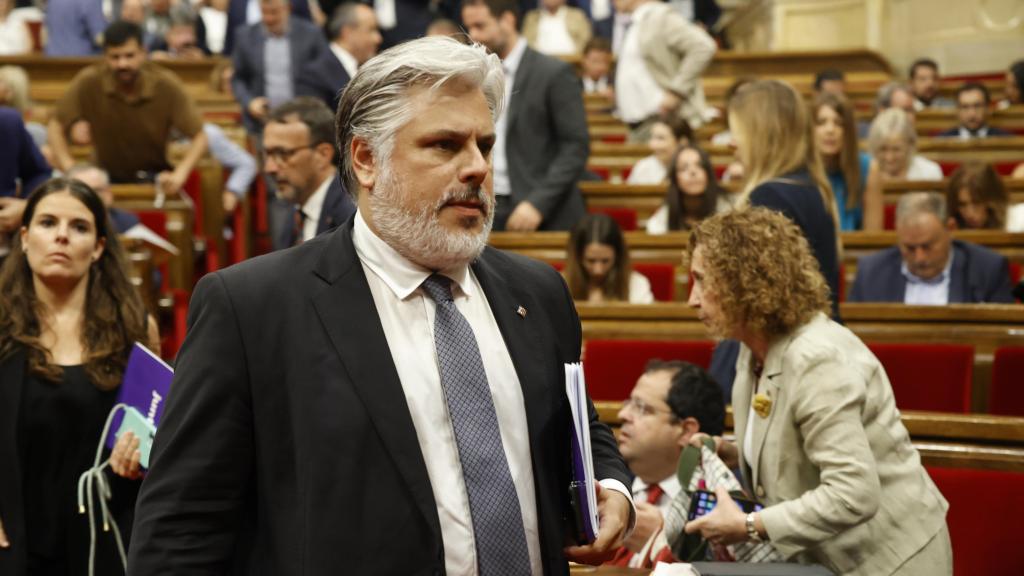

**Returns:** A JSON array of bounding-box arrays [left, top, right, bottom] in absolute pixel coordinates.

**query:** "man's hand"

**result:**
[[659, 92, 683, 116], [622, 501, 663, 553], [223, 191, 240, 214], [248, 97, 270, 121], [156, 171, 186, 196], [506, 201, 543, 232], [69, 119, 93, 146], [684, 486, 748, 546], [564, 483, 632, 565], [0, 514, 8, 548], [0, 197, 27, 232], [109, 431, 144, 480]]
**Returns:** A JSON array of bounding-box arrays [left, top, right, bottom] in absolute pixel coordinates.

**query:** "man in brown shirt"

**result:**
[[48, 20, 208, 195]]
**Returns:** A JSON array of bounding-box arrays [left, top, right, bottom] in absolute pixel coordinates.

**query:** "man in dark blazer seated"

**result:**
[[463, 0, 589, 231], [937, 82, 1013, 140], [231, 0, 328, 135], [128, 36, 634, 575], [297, 2, 382, 111], [849, 192, 1014, 304], [262, 97, 356, 250]]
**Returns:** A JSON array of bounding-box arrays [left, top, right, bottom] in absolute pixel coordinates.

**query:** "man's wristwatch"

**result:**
[[745, 512, 764, 542]]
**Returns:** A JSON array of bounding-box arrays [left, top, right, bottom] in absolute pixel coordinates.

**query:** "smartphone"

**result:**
[[687, 489, 763, 521], [115, 406, 158, 469]]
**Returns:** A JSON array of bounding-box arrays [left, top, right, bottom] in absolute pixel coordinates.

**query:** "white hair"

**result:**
[[335, 35, 505, 194], [896, 191, 947, 226], [868, 107, 917, 156]]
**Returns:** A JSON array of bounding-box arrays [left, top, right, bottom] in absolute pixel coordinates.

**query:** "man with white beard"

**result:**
[[129, 35, 635, 576]]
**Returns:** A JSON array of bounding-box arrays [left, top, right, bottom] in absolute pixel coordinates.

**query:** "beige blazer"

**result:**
[[522, 7, 593, 56], [634, 2, 716, 128], [733, 313, 949, 576]]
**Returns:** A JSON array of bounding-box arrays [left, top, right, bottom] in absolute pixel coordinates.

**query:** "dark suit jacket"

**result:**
[[504, 47, 589, 231], [223, 0, 312, 56], [357, 0, 461, 49], [272, 173, 356, 250], [127, 221, 630, 575], [937, 125, 1013, 138], [230, 18, 328, 132], [295, 49, 351, 112], [849, 239, 1014, 303]]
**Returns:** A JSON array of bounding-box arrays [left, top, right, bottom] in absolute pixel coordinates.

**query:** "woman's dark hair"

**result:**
[[664, 144, 722, 231], [946, 161, 1008, 230], [813, 92, 862, 211], [0, 177, 149, 390], [1010, 60, 1024, 105], [653, 113, 694, 146], [564, 213, 631, 301]]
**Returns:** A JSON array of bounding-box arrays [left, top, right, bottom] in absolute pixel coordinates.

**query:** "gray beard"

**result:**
[[369, 167, 495, 271]]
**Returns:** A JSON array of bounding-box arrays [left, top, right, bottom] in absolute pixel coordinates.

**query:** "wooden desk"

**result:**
[[883, 178, 1024, 205], [111, 185, 196, 290]]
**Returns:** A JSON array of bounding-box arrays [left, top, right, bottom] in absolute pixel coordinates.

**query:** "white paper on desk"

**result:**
[[652, 561, 699, 576], [123, 223, 180, 255], [565, 362, 599, 541]]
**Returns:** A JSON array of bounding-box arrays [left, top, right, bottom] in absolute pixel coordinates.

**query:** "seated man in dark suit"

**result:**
[[297, 2, 382, 110], [463, 0, 590, 231], [938, 82, 1013, 140], [850, 192, 1014, 304], [128, 36, 633, 575], [262, 97, 356, 250], [231, 0, 327, 135]]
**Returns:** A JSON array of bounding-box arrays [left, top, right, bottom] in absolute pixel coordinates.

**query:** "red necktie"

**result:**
[[292, 209, 306, 246], [646, 483, 664, 505]]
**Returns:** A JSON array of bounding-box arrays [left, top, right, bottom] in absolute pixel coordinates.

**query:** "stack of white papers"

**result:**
[[565, 362, 599, 542]]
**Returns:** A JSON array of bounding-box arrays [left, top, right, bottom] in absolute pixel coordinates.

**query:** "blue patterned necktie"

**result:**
[[420, 274, 531, 575]]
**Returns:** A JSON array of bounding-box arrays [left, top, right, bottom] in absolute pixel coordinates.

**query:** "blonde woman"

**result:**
[[728, 79, 840, 311], [862, 107, 943, 230]]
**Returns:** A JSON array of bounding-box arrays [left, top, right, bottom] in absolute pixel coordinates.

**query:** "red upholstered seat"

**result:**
[[927, 466, 1024, 576], [633, 263, 675, 302], [1010, 262, 1021, 286], [883, 203, 896, 230], [582, 340, 715, 401], [866, 343, 973, 412], [589, 207, 638, 231], [991, 347, 1024, 416]]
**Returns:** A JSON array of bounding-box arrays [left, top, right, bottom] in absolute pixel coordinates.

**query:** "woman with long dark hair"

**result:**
[[0, 177, 158, 575], [564, 213, 653, 304], [647, 144, 731, 233]]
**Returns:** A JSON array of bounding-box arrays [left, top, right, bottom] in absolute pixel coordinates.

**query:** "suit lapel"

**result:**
[[948, 243, 967, 302], [507, 48, 535, 131], [745, 335, 790, 494], [731, 345, 755, 494], [309, 225, 442, 542]]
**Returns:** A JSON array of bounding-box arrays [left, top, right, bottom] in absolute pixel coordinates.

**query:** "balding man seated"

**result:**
[[849, 192, 1014, 304]]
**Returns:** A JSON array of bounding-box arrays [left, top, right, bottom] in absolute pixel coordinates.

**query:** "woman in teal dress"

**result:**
[[813, 92, 870, 231]]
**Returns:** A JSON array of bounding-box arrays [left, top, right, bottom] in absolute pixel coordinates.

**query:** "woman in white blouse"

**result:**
[[563, 213, 654, 304], [627, 114, 693, 185], [862, 108, 943, 229], [946, 161, 1024, 232], [646, 144, 733, 234]]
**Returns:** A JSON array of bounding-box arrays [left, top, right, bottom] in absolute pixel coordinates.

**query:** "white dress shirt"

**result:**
[[374, 0, 396, 30], [299, 173, 332, 242], [615, 3, 664, 124], [535, 8, 576, 56], [626, 155, 667, 185], [628, 272, 655, 304], [352, 212, 631, 575], [330, 42, 359, 79], [955, 126, 991, 139], [902, 254, 953, 305], [1007, 203, 1024, 233], [492, 37, 528, 198]]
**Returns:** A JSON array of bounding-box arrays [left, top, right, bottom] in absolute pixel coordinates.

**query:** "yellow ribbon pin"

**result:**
[[753, 392, 773, 419]]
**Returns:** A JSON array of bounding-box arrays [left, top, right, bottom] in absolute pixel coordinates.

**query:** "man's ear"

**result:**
[[350, 137, 377, 190], [676, 417, 700, 448]]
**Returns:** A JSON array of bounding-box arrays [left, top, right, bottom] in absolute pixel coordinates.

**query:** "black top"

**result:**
[[749, 171, 842, 316], [17, 365, 134, 575]]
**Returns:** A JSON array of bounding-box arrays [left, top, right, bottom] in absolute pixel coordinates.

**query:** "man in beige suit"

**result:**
[[522, 0, 593, 56], [684, 208, 951, 576], [612, 0, 715, 140]]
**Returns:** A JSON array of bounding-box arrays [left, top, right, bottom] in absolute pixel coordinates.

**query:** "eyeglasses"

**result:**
[[622, 397, 675, 418], [262, 144, 315, 163]]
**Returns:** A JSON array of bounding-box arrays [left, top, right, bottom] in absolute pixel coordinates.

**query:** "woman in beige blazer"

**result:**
[[682, 208, 951, 576]]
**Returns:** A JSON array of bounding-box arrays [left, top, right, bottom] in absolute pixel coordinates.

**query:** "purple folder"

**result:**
[[104, 343, 174, 451]]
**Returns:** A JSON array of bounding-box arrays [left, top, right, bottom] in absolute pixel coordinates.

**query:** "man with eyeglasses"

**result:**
[[607, 359, 725, 568], [938, 82, 1012, 140], [263, 97, 355, 250]]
